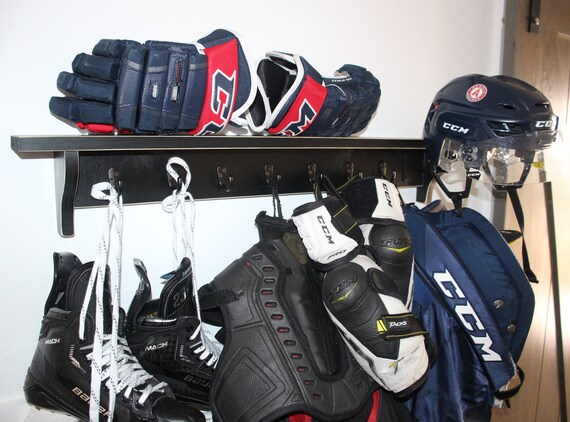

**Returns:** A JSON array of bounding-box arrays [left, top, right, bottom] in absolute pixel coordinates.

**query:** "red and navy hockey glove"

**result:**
[[49, 29, 255, 134], [246, 51, 380, 136]]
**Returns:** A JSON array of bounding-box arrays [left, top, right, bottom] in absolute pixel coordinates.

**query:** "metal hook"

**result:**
[[345, 161, 355, 179], [308, 163, 318, 185], [264, 163, 281, 188], [345, 161, 363, 180], [264, 163, 283, 219], [379, 161, 388, 180], [216, 164, 233, 193], [108, 168, 123, 195], [168, 175, 183, 192]]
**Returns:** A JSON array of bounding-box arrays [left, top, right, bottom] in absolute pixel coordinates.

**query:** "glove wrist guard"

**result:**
[[292, 196, 363, 271], [246, 51, 380, 136]]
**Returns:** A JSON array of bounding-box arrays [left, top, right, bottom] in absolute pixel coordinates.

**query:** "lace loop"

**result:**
[[79, 177, 166, 421], [161, 158, 220, 366]]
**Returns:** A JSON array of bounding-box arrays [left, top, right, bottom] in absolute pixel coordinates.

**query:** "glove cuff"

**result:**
[[292, 196, 363, 270], [342, 177, 405, 223]]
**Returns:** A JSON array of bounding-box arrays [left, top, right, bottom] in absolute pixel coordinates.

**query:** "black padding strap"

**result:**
[[494, 365, 525, 401]]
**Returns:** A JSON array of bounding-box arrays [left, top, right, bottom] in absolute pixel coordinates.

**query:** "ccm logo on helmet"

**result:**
[[535, 120, 554, 128], [443, 122, 470, 134], [433, 268, 501, 362]]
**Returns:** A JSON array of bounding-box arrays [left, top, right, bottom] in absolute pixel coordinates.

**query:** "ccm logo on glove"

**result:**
[[317, 215, 335, 244]]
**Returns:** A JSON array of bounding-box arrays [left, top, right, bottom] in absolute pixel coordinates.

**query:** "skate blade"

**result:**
[[24, 406, 79, 422]]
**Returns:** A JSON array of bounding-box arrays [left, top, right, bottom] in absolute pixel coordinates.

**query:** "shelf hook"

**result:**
[[108, 168, 122, 195], [264, 163, 281, 189], [265, 163, 283, 219], [216, 164, 233, 193], [307, 163, 318, 185], [345, 161, 363, 180], [379, 161, 388, 180]]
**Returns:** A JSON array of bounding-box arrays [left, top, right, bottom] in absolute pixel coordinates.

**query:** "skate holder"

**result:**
[[11, 135, 428, 237]]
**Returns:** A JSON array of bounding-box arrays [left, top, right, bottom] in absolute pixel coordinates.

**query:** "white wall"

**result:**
[[0, 0, 504, 419]]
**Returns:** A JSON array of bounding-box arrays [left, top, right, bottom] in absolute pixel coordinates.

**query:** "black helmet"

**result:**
[[424, 74, 563, 188]]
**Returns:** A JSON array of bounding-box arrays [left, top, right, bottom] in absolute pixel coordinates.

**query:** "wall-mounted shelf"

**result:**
[[11, 135, 427, 237]]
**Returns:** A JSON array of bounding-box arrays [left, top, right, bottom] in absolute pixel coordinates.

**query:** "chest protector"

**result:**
[[199, 212, 375, 422]]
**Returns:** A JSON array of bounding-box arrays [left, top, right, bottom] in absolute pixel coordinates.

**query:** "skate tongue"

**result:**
[[67, 262, 114, 335], [158, 257, 198, 318]]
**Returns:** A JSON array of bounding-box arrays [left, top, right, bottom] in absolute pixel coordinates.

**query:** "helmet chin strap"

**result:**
[[431, 165, 538, 283], [430, 167, 473, 217], [493, 184, 538, 283]]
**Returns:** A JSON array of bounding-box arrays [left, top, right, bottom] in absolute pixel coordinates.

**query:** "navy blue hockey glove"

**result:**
[[50, 29, 255, 134], [245, 51, 380, 136], [292, 195, 434, 396]]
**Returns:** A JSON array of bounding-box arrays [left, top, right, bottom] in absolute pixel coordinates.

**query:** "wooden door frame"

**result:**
[[500, 1, 568, 420]]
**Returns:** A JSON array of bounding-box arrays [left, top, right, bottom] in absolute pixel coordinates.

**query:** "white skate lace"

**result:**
[[86, 336, 167, 405], [161, 157, 221, 366], [78, 177, 165, 422]]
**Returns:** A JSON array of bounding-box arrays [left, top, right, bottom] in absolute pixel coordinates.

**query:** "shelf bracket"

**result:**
[[54, 151, 79, 237]]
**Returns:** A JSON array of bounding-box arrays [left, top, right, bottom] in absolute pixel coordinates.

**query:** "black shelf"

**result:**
[[11, 135, 427, 237]]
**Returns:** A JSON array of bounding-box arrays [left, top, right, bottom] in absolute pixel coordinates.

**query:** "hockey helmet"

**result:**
[[424, 74, 564, 188]]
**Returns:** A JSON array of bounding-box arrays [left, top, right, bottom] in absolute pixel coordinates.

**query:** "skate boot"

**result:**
[[126, 257, 216, 409], [23, 252, 205, 422]]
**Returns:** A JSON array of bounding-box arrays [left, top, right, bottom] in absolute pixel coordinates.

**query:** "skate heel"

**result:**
[[23, 370, 77, 418]]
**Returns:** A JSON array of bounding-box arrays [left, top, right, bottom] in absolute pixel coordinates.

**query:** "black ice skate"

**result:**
[[126, 257, 216, 410], [23, 252, 205, 422]]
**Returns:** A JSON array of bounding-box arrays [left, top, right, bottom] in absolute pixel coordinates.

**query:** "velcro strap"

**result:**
[[376, 313, 428, 340], [199, 287, 241, 310], [327, 200, 360, 237]]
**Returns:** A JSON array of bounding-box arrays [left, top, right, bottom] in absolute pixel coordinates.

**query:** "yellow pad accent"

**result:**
[[377, 320, 387, 333], [385, 245, 412, 253], [330, 284, 356, 304]]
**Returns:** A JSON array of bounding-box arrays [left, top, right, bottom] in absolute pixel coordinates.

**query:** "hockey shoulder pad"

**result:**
[[49, 29, 255, 135], [404, 201, 534, 395], [246, 51, 380, 136]]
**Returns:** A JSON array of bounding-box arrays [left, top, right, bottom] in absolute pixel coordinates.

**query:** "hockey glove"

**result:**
[[291, 195, 363, 270], [292, 193, 434, 396], [50, 29, 255, 134], [246, 51, 380, 136], [341, 178, 415, 309]]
